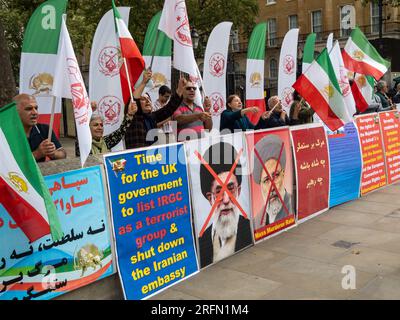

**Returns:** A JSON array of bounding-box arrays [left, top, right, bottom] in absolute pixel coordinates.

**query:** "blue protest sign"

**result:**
[[328, 122, 362, 207], [103, 143, 199, 300]]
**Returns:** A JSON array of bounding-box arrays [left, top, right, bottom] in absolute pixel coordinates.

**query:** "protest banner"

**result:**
[[246, 128, 295, 242], [378, 110, 400, 185], [103, 143, 198, 300], [355, 113, 387, 195], [327, 122, 362, 207], [291, 124, 330, 222], [186, 132, 253, 268], [0, 166, 114, 300]]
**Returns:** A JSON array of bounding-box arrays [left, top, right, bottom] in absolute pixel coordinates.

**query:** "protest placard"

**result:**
[[0, 166, 114, 300], [291, 124, 330, 222], [103, 143, 198, 299]]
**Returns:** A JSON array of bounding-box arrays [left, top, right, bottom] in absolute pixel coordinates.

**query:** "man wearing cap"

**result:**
[[253, 134, 292, 228], [198, 142, 252, 268]]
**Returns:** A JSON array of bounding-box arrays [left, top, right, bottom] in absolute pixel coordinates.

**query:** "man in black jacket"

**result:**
[[198, 142, 252, 268]]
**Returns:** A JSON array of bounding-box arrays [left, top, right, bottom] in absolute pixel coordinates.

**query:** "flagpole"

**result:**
[[149, 29, 160, 70], [47, 96, 56, 140], [123, 58, 135, 103]]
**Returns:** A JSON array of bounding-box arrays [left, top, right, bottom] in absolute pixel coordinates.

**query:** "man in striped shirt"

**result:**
[[172, 81, 212, 141]]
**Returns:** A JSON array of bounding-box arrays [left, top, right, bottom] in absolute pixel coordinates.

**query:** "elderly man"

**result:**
[[257, 96, 290, 129], [198, 142, 252, 268], [375, 80, 395, 111], [173, 81, 212, 141], [14, 94, 66, 162], [253, 134, 293, 227]]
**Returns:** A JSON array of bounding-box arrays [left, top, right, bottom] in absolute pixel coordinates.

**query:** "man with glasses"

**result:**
[[172, 81, 213, 141], [198, 142, 252, 268], [253, 134, 292, 227]]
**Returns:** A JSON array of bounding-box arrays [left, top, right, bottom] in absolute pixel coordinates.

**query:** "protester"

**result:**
[[75, 100, 137, 156], [289, 91, 315, 125], [124, 70, 185, 149], [198, 141, 252, 267], [152, 85, 176, 144], [172, 81, 212, 141], [392, 82, 400, 104], [375, 80, 396, 111], [219, 94, 270, 132], [257, 96, 290, 129], [14, 94, 66, 162]]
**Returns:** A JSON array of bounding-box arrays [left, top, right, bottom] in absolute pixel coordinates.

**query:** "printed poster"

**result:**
[[186, 132, 253, 268], [378, 111, 400, 185], [246, 128, 295, 242], [291, 124, 330, 222], [103, 143, 198, 300], [355, 113, 387, 195], [327, 122, 362, 207], [0, 166, 114, 300]]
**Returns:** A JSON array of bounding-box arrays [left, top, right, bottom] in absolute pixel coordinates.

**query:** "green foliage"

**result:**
[[361, 0, 400, 7], [1, 0, 258, 83]]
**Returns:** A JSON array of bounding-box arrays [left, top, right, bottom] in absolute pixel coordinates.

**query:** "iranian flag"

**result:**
[[293, 49, 352, 131], [343, 27, 390, 80], [0, 103, 62, 242], [19, 0, 67, 137], [302, 33, 316, 73], [143, 11, 172, 103], [351, 74, 375, 112], [112, 0, 145, 104], [246, 22, 267, 125]]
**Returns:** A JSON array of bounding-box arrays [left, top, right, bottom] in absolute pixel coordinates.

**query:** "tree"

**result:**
[[0, 18, 16, 106], [1, 0, 258, 83]]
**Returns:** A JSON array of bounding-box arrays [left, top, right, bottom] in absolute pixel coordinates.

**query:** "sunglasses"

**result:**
[[185, 86, 197, 91]]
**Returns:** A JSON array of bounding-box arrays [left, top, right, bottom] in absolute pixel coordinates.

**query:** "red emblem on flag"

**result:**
[[174, 1, 193, 47], [282, 87, 294, 108], [210, 92, 225, 116], [67, 58, 89, 124], [283, 55, 295, 75], [339, 67, 351, 97], [209, 53, 226, 77], [98, 46, 122, 77], [98, 96, 122, 125]]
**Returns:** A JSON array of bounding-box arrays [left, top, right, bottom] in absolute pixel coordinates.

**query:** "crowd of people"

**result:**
[[12, 70, 400, 162]]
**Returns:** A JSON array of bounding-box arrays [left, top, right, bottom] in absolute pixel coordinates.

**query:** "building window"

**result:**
[[231, 29, 240, 52], [289, 15, 298, 29], [270, 58, 278, 79], [266, 0, 276, 4], [371, 2, 380, 34], [267, 19, 277, 47], [311, 10, 322, 40]]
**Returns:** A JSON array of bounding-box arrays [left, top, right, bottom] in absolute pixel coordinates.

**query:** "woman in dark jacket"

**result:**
[[220, 94, 269, 132], [124, 74, 185, 149]]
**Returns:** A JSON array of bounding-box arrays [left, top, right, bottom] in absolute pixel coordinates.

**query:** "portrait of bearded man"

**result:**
[[253, 134, 293, 228], [198, 142, 252, 268]]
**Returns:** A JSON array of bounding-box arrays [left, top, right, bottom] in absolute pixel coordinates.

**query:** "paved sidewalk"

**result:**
[[150, 184, 400, 300], [57, 137, 400, 300]]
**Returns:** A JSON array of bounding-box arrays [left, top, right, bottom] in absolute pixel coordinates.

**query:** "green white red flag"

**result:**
[[19, 0, 67, 137], [112, 0, 145, 104], [293, 49, 352, 131], [246, 22, 267, 124], [351, 74, 375, 112], [343, 27, 390, 80], [0, 103, 62, 242]]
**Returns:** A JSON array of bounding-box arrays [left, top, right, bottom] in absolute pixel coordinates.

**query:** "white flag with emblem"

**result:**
[[203, 22, 232, 130], [278, 28, 299, 112], [53, 15, 92, 166], [89, 7, 130, 151]]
